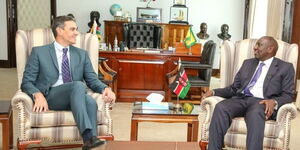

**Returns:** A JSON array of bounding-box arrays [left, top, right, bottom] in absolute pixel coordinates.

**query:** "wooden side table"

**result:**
[[0, 101, 13, 150]]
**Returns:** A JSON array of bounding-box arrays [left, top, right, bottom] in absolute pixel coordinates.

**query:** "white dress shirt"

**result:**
[[249, 57, 274, 98]]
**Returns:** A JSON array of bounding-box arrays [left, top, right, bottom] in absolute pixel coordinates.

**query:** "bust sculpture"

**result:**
[[197, 22, 209, 40], [88, 11, 101, 28], [217, 24, 231, 40]]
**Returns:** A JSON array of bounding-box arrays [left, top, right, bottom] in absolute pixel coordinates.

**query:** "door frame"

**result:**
[[0, 0, 56, 68]]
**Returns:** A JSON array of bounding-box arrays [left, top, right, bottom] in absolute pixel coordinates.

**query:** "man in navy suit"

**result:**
[[202, 36, 295, 150], [21, 16, 115, 149]]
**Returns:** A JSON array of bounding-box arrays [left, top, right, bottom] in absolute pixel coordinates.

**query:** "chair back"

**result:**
[[220, 39, 298, 88], [123, 23, 162, 49], [15, 28, 99, 88], [199, 40, 216, 82]]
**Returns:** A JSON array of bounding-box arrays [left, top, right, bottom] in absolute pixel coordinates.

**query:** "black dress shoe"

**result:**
[[82, 136, 106, 150]]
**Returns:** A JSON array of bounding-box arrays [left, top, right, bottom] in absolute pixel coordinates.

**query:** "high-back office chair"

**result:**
[[123, 23, 162, 49], [182, 40, 216, 92], [12, 28, 114, 149], [199, 39, 298, 150], [166, 41, 216, 101]]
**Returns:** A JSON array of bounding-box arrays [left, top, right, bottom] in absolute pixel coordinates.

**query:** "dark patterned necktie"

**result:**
[[243, 62, 265, 96], [62, 48, 72, 83]]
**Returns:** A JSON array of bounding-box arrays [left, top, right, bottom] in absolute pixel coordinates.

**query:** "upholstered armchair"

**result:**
[[12, 28, 114, 149], [123, 23, 162, 49], [199, 39, 298, 150]]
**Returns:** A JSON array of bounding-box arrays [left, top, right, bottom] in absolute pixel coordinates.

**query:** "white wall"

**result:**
[[0, 0, 8, 60], [57, 0, 245, 68]]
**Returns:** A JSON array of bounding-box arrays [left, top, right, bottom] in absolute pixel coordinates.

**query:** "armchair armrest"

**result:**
[[11, 90, 34, 112], [200, 96, 225, 124], [276, 103, 298, 123]]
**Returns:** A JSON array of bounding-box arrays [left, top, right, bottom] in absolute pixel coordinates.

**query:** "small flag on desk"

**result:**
[[184, 27, 196, 48], [169, 64, 191, 99]]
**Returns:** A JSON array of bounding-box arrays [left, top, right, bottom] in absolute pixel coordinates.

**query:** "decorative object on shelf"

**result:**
[[88, 11, 102, 42], [147, 0, 156, 8], [123, 11, 132, 22], [110, 4, 122, 16], [217, 24, 231, 40], [197, 22, 209, 40], [136, 7, 162, 23], [169, 5, 188, 24], [173, 0, 186, 6]]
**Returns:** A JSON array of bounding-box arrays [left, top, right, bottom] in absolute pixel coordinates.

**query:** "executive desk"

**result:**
[[99, 50, 200, 102]]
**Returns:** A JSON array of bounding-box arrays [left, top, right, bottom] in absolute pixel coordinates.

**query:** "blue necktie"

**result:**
[[62, 48, 72, 83], [243, 62, 265, 96]]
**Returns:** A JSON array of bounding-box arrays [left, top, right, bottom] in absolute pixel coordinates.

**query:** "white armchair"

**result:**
[[12, 28, 114, 149], [199, 39, 298, 150]]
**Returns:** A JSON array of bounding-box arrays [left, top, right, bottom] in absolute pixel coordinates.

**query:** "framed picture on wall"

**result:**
[[169, 6, 188, 24], [173, 0, 186, 6], [136, 7, 162, 23]]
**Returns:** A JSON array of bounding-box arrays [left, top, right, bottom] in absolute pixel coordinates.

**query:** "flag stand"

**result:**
[[188, 47, 192, 55], [174, 96, 182, 110]]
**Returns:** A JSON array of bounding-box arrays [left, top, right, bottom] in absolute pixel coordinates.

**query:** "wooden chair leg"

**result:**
[[18, 139, 42, 150], [199, 140, 208, 150]]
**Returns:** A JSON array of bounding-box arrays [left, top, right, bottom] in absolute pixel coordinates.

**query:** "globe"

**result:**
[[110, 4, 122, 16]]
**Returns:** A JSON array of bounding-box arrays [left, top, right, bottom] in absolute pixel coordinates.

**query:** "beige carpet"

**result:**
[[0, 68, 300, 150]]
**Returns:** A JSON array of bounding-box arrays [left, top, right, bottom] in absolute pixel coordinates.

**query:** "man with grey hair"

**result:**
[[202, 36, 295, 150], [21, 16, 115, 149]]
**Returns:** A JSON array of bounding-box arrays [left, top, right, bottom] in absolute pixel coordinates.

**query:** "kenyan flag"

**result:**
[[169, 66, 191, 99]]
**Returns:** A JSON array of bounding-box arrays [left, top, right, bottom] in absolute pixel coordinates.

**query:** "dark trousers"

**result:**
[[46, 81, 98, 136], [208, 97, 266, 150]]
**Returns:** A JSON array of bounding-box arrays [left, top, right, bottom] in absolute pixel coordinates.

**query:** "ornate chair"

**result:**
[[123, 23, 162, 49], [12, 28, 114, 149], [199, 39, 298, 150]]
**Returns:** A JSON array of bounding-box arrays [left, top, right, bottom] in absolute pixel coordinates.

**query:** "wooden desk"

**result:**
[[99, 51, 200, 102], [95, 141, 199, 150], [0, 101, 13, 150]]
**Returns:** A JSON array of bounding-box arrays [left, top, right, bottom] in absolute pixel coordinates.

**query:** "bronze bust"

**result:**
[[218, 24, 231, 40], [197, 23, 209, 40]]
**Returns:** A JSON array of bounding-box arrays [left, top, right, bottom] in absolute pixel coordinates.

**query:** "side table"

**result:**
[[0, 101, 13, 150]]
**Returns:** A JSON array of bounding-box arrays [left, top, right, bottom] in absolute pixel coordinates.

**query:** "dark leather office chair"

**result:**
[[166, 40, 216, 101], [182, 40, 216, 91], [123, 23, 162, 49]]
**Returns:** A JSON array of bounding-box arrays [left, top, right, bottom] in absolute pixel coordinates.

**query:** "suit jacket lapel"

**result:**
[[48, 43, 59, 71], [263, 58, 278, 95], [69, 46, 76, 80]]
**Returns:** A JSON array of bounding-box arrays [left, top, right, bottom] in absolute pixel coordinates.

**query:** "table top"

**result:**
[[132, 102, 199, 116], [95, 141, 199, 150], [0, 101, 11, 114]]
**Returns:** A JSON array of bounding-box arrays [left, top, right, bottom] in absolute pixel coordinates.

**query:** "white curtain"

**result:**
[[266, 0, 285, 40], [247, 0, 285, 39]]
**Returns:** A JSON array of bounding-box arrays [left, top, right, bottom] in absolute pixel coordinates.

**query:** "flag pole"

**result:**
[[188, 47, 192, 55], [174, 96, 181, 110]]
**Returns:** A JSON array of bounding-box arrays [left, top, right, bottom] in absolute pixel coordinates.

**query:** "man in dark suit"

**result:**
[[202, 36, 295, 150], [21, 16, 115, 150]]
